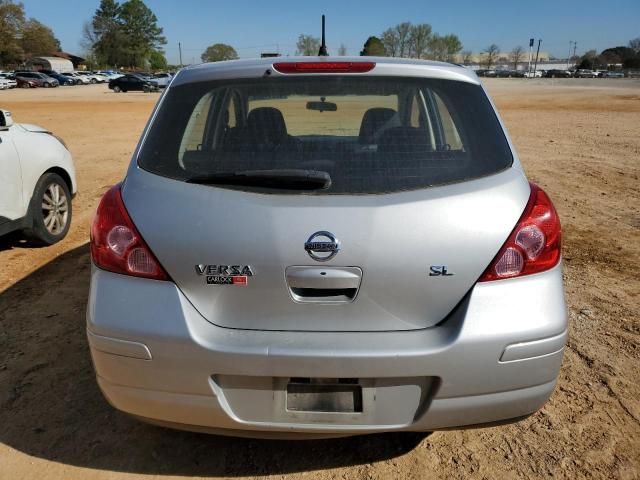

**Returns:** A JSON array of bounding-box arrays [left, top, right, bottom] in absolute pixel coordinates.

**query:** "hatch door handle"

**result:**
[[285, 266, 363, 303]]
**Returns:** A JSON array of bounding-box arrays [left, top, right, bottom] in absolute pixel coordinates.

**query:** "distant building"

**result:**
[[25, 56, 74, 73], [51, 52, 86, 70]]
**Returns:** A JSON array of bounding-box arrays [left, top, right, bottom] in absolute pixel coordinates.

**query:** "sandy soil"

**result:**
[[0, 79, 639, 479]]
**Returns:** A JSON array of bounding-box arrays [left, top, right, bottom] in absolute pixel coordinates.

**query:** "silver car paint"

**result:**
[[87, 261, 566, 435], [89, 57, 566, 435], [122, 165, 529, 331]]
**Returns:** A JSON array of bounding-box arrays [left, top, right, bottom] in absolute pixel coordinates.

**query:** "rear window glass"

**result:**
[[138, 76, 512, 194]]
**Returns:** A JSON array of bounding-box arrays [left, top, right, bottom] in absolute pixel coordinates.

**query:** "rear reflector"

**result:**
[[91, 184, 169, 281], [272, 61, 375, 74], [479, 183, 561, 281]]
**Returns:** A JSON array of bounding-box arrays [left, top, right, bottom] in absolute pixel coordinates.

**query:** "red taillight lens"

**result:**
[[90, 184, 169, 281], [272, 61, 375, 74], [479, 183, 561, 281]]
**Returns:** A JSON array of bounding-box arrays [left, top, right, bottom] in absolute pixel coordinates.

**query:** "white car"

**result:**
[[0, 78, 8, 90], [62, 72, 90, 85], [0, 73, 17, 88], [0, 109, 77, 244], [78, 72, 108, 84], [152, 72, 173, 88], [523, 70, 543, 78]]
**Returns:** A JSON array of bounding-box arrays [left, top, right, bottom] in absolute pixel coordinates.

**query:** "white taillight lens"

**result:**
[[494, 247, 524, 277], [515, 225, 545, 260], [106, 225, 135, 256], [127, 247, 157, 275]]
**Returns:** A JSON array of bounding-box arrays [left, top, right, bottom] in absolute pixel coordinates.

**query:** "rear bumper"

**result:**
[[87, 263, 567, 436]]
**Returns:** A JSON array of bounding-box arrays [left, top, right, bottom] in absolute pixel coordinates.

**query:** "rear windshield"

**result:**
[[138, 76, 512, 194]]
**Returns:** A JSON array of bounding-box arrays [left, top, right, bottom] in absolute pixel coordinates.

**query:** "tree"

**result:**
[[481, 44, 500, 69], [441, 34, 462, 61], [0, 0, 26, 66], [381, 28, 399, 57], [629, 37, 640, 53], [360, 36, 385, 56], [408, 23, 432, 59], [296, 34, 319, 56], [20, 19, 60, 57], [427, 34, 447, 60], [461, 50, 473, 65], [510, 46, 524, 69], [395, 22, 412, 57], [577, 49, 599, 69], [89, 0, 124, 66], [337, 44, 347, 56], [119, 0, 166, 67], [149, 49, 167, 69], [201, 43, 238, 62]]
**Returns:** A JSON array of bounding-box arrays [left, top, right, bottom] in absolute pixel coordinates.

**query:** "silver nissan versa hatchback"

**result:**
[[87, 57, 567, 438]]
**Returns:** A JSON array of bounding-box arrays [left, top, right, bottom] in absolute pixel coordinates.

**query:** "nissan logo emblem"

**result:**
[[304, 231, 340, 262]]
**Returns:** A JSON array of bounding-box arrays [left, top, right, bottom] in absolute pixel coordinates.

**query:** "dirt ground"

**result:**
[[0, 79, 638, 480]]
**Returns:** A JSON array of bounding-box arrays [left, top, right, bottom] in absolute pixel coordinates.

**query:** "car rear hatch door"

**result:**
[[122, 70, 527, 332], [122, 168, 529, 332]]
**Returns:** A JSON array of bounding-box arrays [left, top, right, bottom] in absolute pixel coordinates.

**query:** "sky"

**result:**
[[20, 0, 640, 64]]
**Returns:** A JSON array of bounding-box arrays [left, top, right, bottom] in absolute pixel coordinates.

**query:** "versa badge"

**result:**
[[195, 264, 254, 285]]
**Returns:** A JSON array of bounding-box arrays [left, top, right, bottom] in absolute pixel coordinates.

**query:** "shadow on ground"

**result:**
[[0, 231, 46, 252], [0, 244, 426, 476]]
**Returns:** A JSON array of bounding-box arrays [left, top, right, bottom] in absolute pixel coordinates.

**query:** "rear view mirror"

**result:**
[[306, 98, 337, 112], [0, 109, 14, 130]]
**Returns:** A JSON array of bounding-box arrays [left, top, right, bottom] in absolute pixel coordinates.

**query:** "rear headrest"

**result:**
[[247, 107, 288, 146], [359, 108, 397, 144], [377, 127, 431, 153]]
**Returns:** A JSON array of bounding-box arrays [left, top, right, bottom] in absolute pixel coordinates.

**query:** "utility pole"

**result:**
[[527, 38, 534, 75], [178, 42, 183, 67], [567, 41, 573, 70], [533, 39, 542, 76]]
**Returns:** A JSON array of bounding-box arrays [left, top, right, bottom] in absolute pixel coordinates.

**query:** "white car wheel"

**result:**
[[24, 172, 72, 245]]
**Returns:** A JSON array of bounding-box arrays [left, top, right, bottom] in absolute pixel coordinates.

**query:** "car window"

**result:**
[[139, 76, 512, 195], [248, 93, 398, 137], [178, 91, 216, 161]]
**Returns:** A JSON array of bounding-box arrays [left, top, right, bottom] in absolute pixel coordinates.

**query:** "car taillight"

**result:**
[[272, 61, 375, 74], [479, 183, 561, 281], [90, 184, 169, 281]]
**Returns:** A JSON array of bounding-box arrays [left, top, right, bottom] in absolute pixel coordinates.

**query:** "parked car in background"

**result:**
[[523, 70, 543, 78], [496, 70, 525, 78], [14, 75, 37, 88], [14, 72, 59, 88], [46, 72, 76, 86], [96, 70, 123, 80], [0, 78, 8, 90], [603, 71, 624, 78], [0, 108, 76, 244], [574, 69, 596, 78], [62, 72, 90, 85], [78, 72, 108, 83], [88, 57, 567, 438], [0, 73, 17, 88], [544, 69, 572, 78], [152, 72, 173, 88], [108, 74, 158, 92]]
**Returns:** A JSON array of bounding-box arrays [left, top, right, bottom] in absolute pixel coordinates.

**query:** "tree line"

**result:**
[[0, 0, 61, 67], [293, 22, 463, 61], [575, 41, 640, 70], [84, 0, 167, 69]]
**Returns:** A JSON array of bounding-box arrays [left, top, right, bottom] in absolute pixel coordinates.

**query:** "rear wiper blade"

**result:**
[[186, 169, 332, 190]]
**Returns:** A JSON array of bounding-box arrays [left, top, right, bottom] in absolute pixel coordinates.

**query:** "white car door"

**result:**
[[0, 128, 24, 222]]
